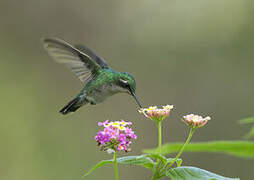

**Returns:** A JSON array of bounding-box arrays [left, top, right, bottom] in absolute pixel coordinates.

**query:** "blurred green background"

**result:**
[[0, 0, 254, 179]]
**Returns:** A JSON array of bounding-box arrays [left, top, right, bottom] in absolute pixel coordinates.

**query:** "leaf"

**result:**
[[143, 141, 254, 158], [243, 126, 254, 139], [83, 159, 113, 177], [117, 155, 155, 169], [238, 117, 254, 124], [238, 117, 254, 139], [166, 166, 239, 180], [83, 155, 155, 177]]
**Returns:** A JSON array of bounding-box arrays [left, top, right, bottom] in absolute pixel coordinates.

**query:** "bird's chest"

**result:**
[[88, 83, 123, 103]]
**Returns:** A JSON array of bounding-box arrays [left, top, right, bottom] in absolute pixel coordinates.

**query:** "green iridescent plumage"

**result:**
[[43, 37, 141, 114]]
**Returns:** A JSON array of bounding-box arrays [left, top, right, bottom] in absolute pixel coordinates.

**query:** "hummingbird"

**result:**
[[42, 37, 142, 115]]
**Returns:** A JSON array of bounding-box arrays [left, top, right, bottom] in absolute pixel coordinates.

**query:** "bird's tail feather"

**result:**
[[59, 97, 84, 115]]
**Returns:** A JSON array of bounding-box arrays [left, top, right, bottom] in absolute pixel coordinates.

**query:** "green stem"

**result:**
[[151, 121, 162, 180], [114, 152, 119, 180], [158, 121, 162, 154], [167, 128, 195, 169]]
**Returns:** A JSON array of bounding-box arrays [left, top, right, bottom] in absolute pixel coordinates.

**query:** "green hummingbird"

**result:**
[[42, 37, 142, 115]]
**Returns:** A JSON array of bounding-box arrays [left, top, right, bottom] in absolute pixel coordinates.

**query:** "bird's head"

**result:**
[[117, 72, 142, 108]]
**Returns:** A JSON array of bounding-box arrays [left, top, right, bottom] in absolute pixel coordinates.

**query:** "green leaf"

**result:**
[[243, 126, 254, 139], [238, 117, 254, 124], [238, 117, 254, 139], [83, 159, 114, 177], [83, 155, 155, 177], [143, 141, 254, 158], [117, 155, 155, 169], [166, 166, 239, 180]]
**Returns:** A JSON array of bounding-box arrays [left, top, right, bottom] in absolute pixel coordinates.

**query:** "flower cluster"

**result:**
[[138, 105, 173, 122], [183, 114, 211, 128], [95, 120, 137, 153]]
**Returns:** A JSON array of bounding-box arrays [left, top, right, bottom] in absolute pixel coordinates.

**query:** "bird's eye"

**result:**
[[119, 79, 129, 87]]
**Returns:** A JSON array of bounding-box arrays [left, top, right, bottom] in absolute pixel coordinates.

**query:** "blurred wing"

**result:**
[[42, 37, 103, 83]]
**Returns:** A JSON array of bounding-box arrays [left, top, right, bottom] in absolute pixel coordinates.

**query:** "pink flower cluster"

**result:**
[[95, 120, 137, 153]]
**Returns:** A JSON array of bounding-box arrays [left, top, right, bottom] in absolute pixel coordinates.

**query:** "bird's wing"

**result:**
[[42, 37, 107, 83], [74, 44, 108, 69]]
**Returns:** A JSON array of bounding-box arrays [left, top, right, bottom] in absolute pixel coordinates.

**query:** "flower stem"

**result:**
[[167, 128, 195, 169], [158, 121, 162, 154], [114, 152, 119, 180], [151, 121, 162, 180]]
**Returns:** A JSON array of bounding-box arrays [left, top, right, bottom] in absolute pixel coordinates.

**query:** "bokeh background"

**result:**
[[1, 0, 254, 179]]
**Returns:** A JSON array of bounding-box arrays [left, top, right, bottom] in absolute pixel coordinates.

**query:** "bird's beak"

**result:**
[[131, 92, 142, 108]]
